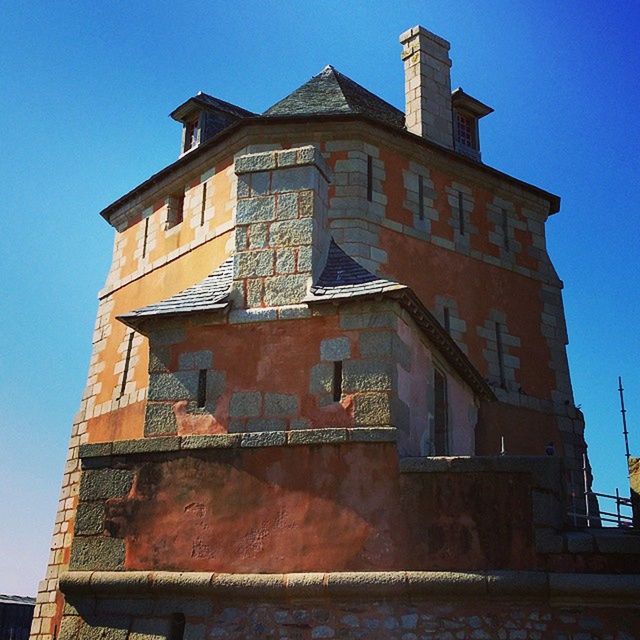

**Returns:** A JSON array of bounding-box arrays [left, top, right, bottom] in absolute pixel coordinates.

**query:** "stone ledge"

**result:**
[[399, 455, 562, 490], [79, 428, 397, 460], [59, 570, 640, 606]]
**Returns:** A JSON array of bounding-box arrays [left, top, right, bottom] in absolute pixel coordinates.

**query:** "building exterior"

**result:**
[[31, 25, 640, 640], [1, 595, 35, 640]]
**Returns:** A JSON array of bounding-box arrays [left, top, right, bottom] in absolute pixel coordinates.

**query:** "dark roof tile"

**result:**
[[264, 66, 405, 129]]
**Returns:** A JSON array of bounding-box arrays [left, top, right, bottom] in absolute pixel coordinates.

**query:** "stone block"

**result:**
[[69, 537, 126, 571], [320, 336, 351, 361], [249, 222, 269, 249], [178, 350, 213, 371], [534, 528, 564, 554], [144, 402, 177, 437], [235, 151, 276, 174], [339, 311, 396, 330], [276, 192, 298, 219], [228, 308, 277, 324], [532, 490, 563, 528], [288, 428, 347, 445], [112, 436, 181, 456], [148, 371, 199, 401], [75, 502, 105, 536], [264, 393, 299, 417], [275, 248, 296, 274], [342, 360, 393, 392], [148, 347, 170, 373], [348, 427, 397, 443], [236, 195, 276, 223], [79, 469, 133, 501], [353, 393, 391, 425], [359, 331, 393, 358], [269, 219, 313, 247], [151, 327, 186, 346], [565, 531, 594, 554], [236, 249, 274, 278], [240, 431, 286, 448], [128, 617, 171, 640], [246, 418, 287, 432], [271, 166, 318, 193], [309, 363, 333, 394], [79, 442, 113, 459], [229, 391, 262, 417], [181, 434, 240, 449], [263, 274, 308, 306]]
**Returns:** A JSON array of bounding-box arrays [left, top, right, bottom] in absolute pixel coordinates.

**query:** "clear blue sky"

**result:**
[[1, 1, 638, 596]]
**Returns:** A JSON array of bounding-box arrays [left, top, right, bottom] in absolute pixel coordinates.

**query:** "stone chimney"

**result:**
[[400, 25, 454, 149]]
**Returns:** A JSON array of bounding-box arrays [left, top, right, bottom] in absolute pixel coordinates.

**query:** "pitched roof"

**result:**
[[307, 239, 406, 300], [170, 92, 256, 122], [118, 257, 234, 329], [307, 239, 494, 400], [263, 65, 405, 129]]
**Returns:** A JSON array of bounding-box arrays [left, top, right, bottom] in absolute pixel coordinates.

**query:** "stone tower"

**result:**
[[30, 25, 640, 640]]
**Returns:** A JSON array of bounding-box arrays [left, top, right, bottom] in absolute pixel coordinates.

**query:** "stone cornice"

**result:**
[[59, 570, 640, 608]]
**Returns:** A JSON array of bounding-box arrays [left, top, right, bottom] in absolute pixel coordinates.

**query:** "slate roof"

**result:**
[[0, 594, 35, 606], [264, 65, 405, 129], [118, 257, 234, 328], [170, 92, 256, 121], [307, 239, 406, 301]]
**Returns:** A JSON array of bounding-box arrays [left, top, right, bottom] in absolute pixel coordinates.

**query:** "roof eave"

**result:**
[[116, 303, 229, 333], [99, 113, 560, 223]]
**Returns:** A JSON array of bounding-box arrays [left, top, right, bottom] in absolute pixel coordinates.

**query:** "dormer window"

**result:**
[[183, 117, 200, 153], [455, 111, 476, 150], [451, 87, 493, 163]]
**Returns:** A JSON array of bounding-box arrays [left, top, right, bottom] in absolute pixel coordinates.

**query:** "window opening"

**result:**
[[443, 306, 451, 334], [119, 332, 135, 398], [495, 322, 506, 388], [332, 361, 343, 402], [418, 175, 424, 220], [184, 118, 199, 152], [166, 194, 184, 229], [168, 613, 186, 640], [366, 155, 373, 202], [501, 208, 510, 251], [197, 369, 207, 408], [455, 112, 476, 149], [457, 191, 465, 235], [200, 181, 207, 227], [433, 368, 448, 455], [142, 217, 150, 258]]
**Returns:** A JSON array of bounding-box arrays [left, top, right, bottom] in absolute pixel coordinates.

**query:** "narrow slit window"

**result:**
[[200, 181, 207, 227], [495, 321, 506, 388], [458, 191, 465, 235], [366, 155, 373, 202], [119, 332, 135, 397], [168, 613, 186, 640], [501, 208, 510, 251], [197, 369, 207, 408], [332, 361, 343, 402], [142, 217, 150, 258], [433, 368, 448, 455], [418, 175, 424, 220], [443, 306, 451, 334]]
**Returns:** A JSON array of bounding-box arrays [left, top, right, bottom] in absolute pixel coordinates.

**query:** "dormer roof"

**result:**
[[264, 65, 405, 129], [451, 87, 494, 118], [170, 92, 256, 123]]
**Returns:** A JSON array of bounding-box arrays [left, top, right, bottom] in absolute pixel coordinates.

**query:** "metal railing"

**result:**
[[568, 489, 634, 528]]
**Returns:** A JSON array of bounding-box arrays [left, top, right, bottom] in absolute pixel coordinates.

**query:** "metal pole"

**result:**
[[619, 376, 631, 465], [616, 487, 621, 527], [570, 468, 577, 527], [583, 453, 590, 528]]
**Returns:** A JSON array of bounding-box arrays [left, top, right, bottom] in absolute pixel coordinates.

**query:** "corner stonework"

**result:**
[[232, 146, 333, 314]]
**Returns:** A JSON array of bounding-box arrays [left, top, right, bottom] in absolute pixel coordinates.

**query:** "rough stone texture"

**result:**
[[144, 402, 177, 436], [75, 502, 106, 536], [320, 336, 351, 361], [342, 360, 393, 392], [264, 393, 299, 417], [147, 371, 200, 401], [79, 469, 133, 501], [353, 393, 392, 426], [178, 350, 213, 370], [229, 391, 262, 417], [69, 537, 126, 571]]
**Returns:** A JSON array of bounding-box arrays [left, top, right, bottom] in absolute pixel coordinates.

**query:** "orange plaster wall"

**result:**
[[379, 227, 555, 399], [104, 444, 536, 573], [169, 314, 359, 432], [87, 233, 232, 445]]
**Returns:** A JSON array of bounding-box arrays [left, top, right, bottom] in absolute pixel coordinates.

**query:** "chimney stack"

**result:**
[[400, 25, 454, 149]]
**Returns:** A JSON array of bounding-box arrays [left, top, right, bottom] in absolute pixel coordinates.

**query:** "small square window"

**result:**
[[184, 118, 200, 152], [455, 111, 476, 150]]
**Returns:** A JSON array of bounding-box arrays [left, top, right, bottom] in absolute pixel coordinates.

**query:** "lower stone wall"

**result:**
[[60, 597, 639, 640]]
